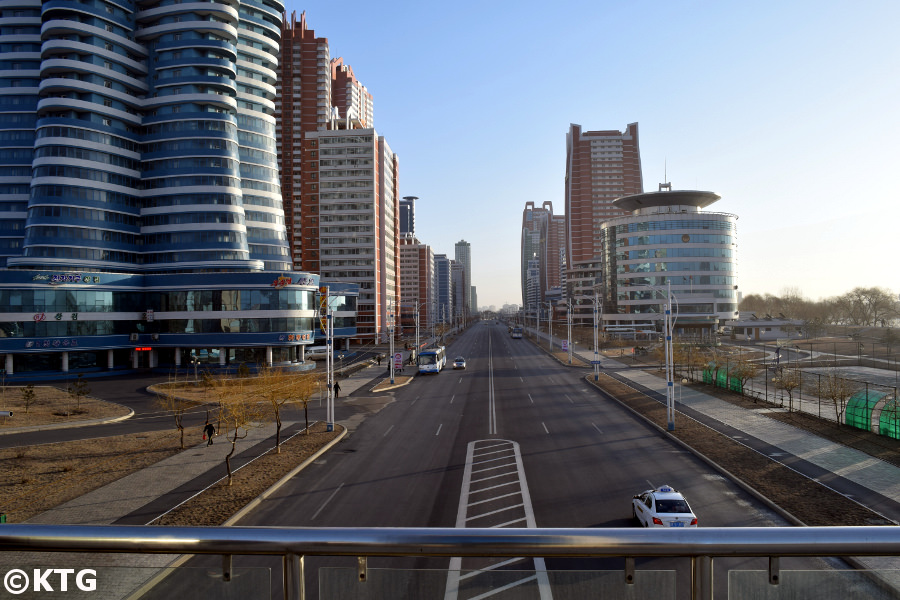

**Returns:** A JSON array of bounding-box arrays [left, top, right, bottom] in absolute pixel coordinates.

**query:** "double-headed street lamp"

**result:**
[[634, 281, 678, 430]]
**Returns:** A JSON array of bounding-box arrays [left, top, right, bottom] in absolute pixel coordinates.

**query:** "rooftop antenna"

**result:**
[[659, 159, 671, 192]]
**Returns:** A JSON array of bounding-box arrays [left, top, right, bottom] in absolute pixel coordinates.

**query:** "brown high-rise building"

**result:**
[[520, 201, 566, 310], [331, 57, 374, 128], [565, 123, 643, 320], [277, 11, 333, 271]]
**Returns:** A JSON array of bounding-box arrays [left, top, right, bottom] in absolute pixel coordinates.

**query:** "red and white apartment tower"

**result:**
[[564, 123, 643, 320]]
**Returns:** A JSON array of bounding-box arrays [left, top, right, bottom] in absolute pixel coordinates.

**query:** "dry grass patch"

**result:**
[[0, 385, 131, 429], [0, 430, 183, 523]]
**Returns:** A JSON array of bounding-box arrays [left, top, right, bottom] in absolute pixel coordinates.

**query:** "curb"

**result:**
[[0, 405, 134, 436], [582, 373, 805, 526], [223, 425, 348, 526], [127, 424, 348, 600]]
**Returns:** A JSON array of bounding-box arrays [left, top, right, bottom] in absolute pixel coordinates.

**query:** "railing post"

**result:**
[[283, 553, 304, 600], [692, 555, 712, 600]]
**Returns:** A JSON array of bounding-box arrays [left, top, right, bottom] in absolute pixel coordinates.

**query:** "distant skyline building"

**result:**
[[398, 235, 434, 332], [520, 201, 566, 311], [399, 196, 417, 237], [599, 187, 739, 339], [434, 254, 453, 324], [451, 261, 465, 321], [454, 239, 472, 315]]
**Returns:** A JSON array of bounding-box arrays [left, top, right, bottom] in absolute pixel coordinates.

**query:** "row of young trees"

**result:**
[[156, 367, 322, 486], [670, 344, 860, 425], [740, 286, 898, 327]]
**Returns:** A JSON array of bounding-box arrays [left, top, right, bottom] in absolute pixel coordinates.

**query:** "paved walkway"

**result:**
[[4, 357, 391, 599]]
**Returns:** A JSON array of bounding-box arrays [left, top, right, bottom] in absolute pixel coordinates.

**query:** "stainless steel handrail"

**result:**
[[2, 525, 899, 600], [2, 524, 900, 556]]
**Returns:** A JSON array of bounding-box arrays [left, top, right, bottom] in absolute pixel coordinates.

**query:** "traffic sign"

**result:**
[[394, 352, 403, 368], [591, 360, 603, 365]]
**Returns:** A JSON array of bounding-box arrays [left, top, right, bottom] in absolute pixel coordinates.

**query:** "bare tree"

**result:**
[[773, 368, 802, 412], [67, 374, 90, 412], [288, 372, 320, 434], [21, 384, 35, 414], [255, 366, 296, 452], [814, 369, 858, 426], [727, 354, 760, 396], [155, 375, 191, 449], [210, 375, 266, 486]]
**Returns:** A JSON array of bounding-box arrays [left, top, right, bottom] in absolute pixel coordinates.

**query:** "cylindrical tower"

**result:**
[[600, 189, 738, 338]]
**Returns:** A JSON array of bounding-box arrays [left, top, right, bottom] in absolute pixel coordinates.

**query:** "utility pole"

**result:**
[[593, 286, 601, 381], [567, 298, 573, 364], [323, 285, 334, 432], [389, 296, 395, 385]]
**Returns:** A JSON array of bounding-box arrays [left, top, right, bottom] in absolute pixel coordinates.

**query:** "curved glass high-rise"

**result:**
[[2, 0, 290, 273]]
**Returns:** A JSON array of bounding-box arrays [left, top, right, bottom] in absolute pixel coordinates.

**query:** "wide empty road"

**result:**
[[149, 321, 834, 600]]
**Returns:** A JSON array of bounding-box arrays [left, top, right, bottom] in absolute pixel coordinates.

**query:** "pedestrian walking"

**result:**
[[333, 380, 341, 398], [203, 422, 215, 446]]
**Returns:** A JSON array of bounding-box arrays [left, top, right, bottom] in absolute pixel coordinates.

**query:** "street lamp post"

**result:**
[[567, 298, 573, 365], [545, 301, 553, 351], [593, 285, 602, 381], [323, 285, 334, 432], [389, 297, 395, 385], [634, 281, 677, 430]]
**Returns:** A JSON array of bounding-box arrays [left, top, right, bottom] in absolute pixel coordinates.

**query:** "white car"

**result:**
[[632, 485, 697, 528], [453, 357, 466, 369]]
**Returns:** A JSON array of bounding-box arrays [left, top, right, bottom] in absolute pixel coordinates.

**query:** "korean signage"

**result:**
[[25, 339, 79, 348], [277, 333, 313, 342], [33, 273, 101, 285], [270, 274, 318, 288]]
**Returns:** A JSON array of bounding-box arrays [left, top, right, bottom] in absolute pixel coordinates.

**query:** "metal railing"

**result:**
[[2, 524, 900, 599]]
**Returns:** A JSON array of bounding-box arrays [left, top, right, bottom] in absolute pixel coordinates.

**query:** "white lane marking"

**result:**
[[458, 377, 463, 383], [528, 394, 534, 404], [520, 377, 524, 382], [450, 394, 455, 404], [592, 423, 604, 434], [488, 334, 497, 435], [436, 424, 442, 436], [542, 422, 549, 434], [311, 482, 343, 521], [383, 425, 394, 437], [565, 394, 574, 404]]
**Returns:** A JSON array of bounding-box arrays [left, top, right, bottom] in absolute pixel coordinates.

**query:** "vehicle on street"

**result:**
[[632, 485, 697, 528], [417, 346, 447, 374], [453, 357, 466, 369], [511, 326, 523, 339]]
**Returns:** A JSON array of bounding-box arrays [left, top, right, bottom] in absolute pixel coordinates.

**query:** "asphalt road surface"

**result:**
[[142, 321, 849, 599]]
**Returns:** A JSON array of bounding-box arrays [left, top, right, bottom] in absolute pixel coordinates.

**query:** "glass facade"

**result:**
[[600, 192, 739, 335], [1, 0, 290, 273]]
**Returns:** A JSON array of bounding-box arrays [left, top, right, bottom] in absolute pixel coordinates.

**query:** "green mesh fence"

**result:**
[[879, 398, 900, 440], [844, 390, 888, 430]]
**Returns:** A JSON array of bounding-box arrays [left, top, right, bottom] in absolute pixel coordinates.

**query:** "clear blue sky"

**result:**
[[284, 0, 900, 309]]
